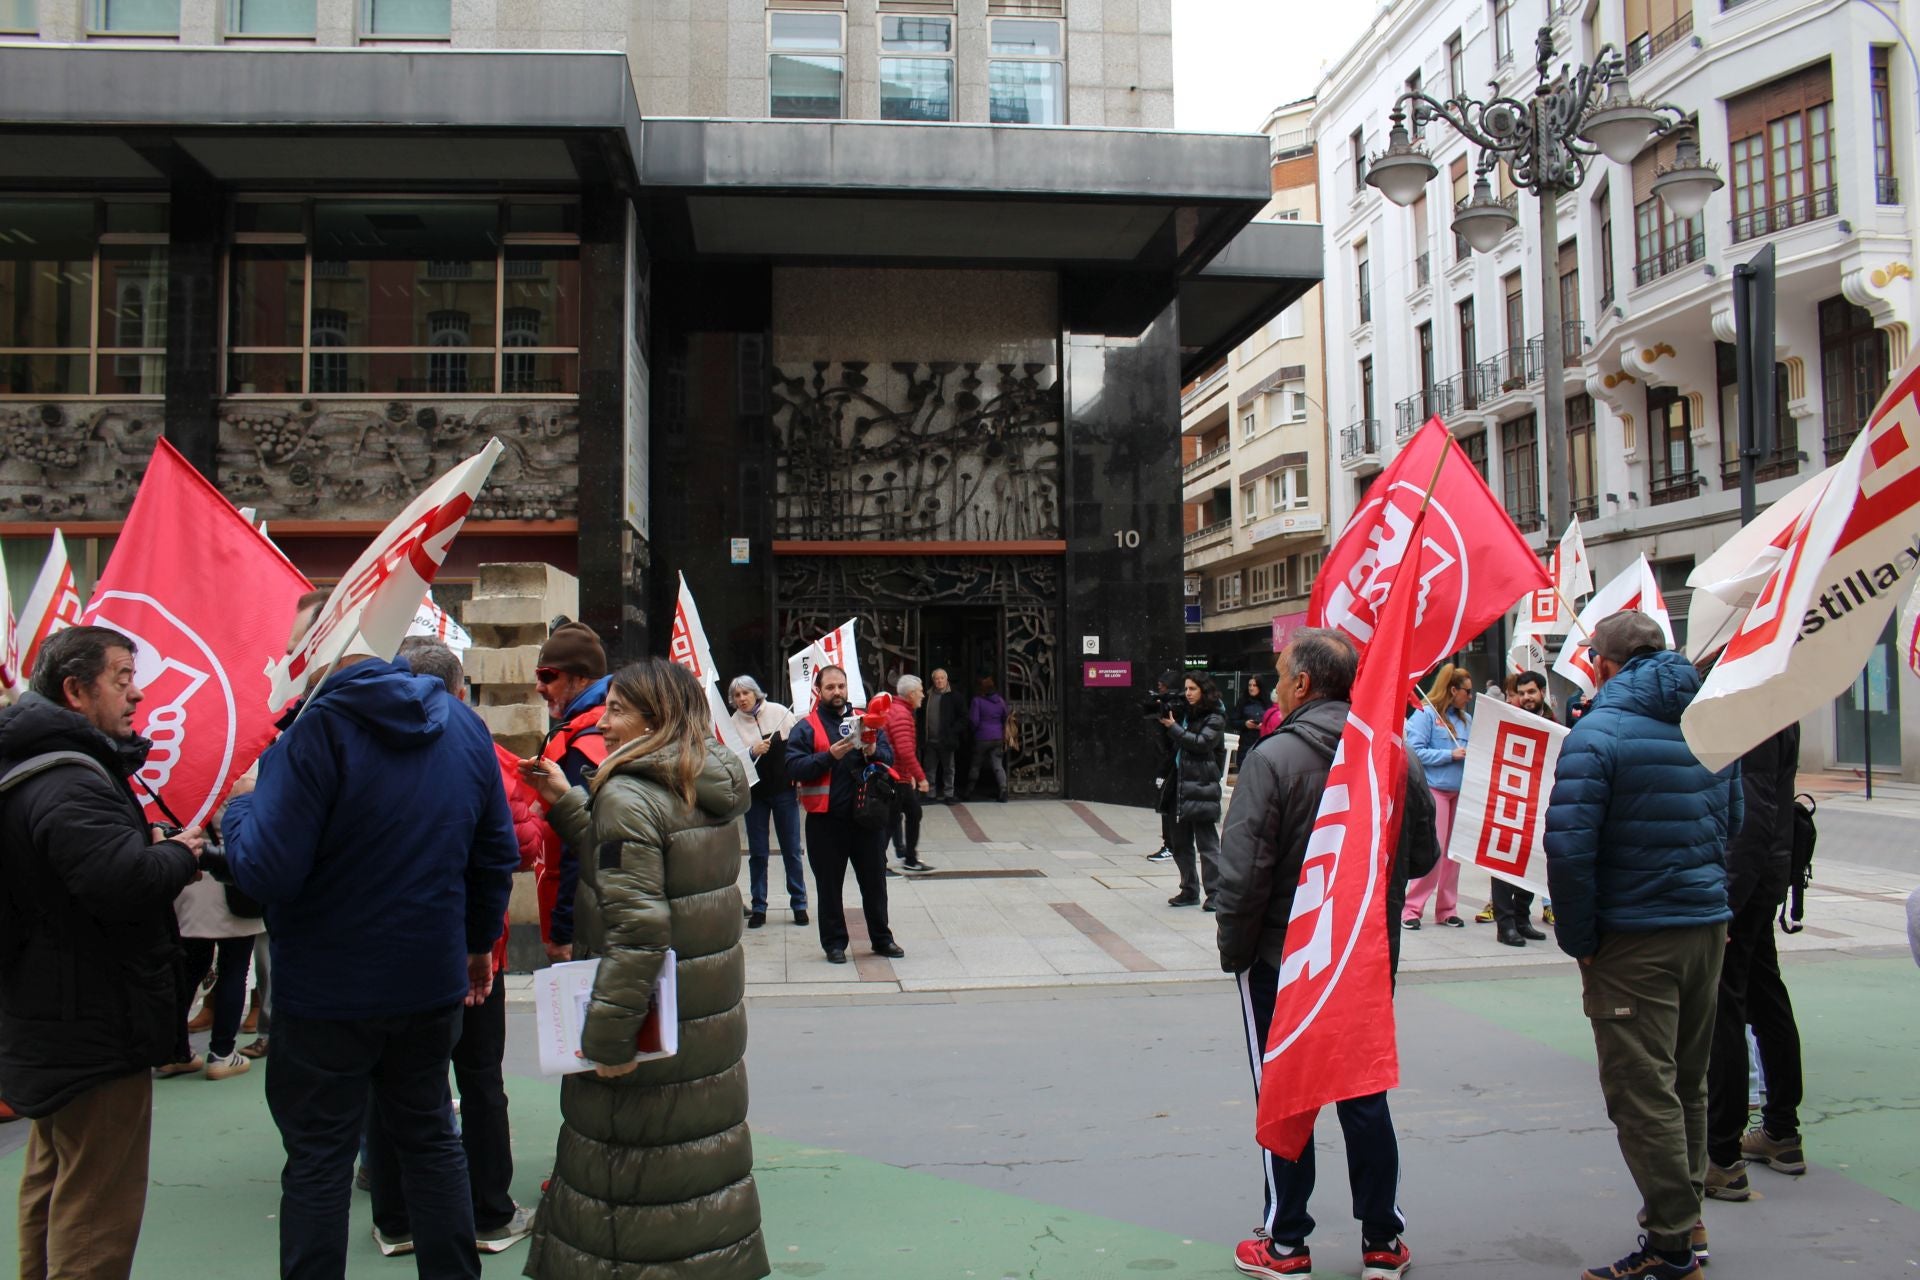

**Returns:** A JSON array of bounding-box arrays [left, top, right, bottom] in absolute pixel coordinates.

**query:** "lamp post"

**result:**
[[1366, 25, 1723, 535]]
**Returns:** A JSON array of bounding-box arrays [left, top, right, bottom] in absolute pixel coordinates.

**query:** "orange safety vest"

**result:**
[[796, 705, 840, 813], [541, 705, 608, 779]]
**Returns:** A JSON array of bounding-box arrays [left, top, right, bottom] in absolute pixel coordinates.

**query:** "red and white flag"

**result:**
[[81, 440, 314, 828], [405, 591, 473, 654], [1551, 556, 1672, 698], [0, 555, 17, 695], [1445, 695, 1566, 898], [1310, 418, 1549, 680], [1519, 518, 1594, 635], [669, 573, 758, 784], [268, 439, 502, 710], [1683, 474, 1832, 661], [1901, 579, 1920, 680], [787, 618, 867, 716], [1258, 507, 1424, 1161], [13, 531, 84, 690], [1683, 344, 1920, 770]]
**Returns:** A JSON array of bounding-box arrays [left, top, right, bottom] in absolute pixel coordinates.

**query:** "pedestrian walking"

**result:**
[[519, 659, 768, 1280], [533, 621, 611, 962], [1162, 674, 1227, 910], [1402, 664, 1473, 931], [966, 676, 1010, 802], [1, 626, 205, 1280], [1213, 627, 1430, 1280], [786, 666, 905, 964], [887, 675, 936, 872], [1544, 611, 1741, 1279], [922, 668, 964, 802], [222, 619, 519, 1280], [728, 676, 809, 929]]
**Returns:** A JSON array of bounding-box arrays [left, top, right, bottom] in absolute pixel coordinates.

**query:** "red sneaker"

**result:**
[[1361, 1236, 1412, 1279], [1234, 1237, 1311, 1279]]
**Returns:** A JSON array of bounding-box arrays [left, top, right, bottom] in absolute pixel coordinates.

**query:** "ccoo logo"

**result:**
[[1321, 480, 1472, 678], [89, 591, 238, 831]]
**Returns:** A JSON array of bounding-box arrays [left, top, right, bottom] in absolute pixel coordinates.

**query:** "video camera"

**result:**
[[1141, 690, 1185, 720]]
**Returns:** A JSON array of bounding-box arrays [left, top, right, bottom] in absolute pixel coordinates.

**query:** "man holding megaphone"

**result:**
[[785, 666, 907, 966]]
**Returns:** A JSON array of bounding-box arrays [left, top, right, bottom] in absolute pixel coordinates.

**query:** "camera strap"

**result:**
[[132, 774, 186, 831]]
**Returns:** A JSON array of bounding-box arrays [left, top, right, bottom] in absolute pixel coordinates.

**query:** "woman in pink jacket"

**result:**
[[886, 676, 935, 873]]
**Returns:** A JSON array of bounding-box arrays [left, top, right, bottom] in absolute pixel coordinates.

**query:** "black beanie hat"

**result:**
[[537, 622, 607, 679]]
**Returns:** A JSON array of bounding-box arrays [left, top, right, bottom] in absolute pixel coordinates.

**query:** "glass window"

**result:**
[[881, 59, 953, 122], [1446, 33, 1464, 98], [989, 17, 1063, 125], [1871, 48, 1895, 190], [1820, 296, 1891, 461], [1567, 393, 1597, 517], [1240, 483, 1257, 522], [882, 14, 949, 53], [230, 244, 306, 349], [364, 0, 448, 37], [95, 0, 178, 31], [230, 0, 314, 34], [770, 12, 844, 119], [1, 199, 167, 398], [1, 0, 36, 32], [1492, 0, 1512, 64], [1647, 385, 1697, 502], [1501, 413, 1539, 530]]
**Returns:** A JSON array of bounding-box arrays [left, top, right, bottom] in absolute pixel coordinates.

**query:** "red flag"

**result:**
[[81, 440, 313, 829], [1257, 501, 1427, 1161], [1309, 417, 1549, 679]]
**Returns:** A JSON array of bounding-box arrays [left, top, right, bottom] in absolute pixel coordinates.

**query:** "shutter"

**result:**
[[1558, 240, 1578, 277], [1631, 136, 1678, 207], [1412, 193, 1428, 243], [1726, 61, 1831, 141], [1648, 0, 1679, 34], [1625, 0, 1650, 42]]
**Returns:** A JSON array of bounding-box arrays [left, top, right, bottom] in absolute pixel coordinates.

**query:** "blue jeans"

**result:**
[[267, 1005, 478, 1279], [746, 787, 807, 914]]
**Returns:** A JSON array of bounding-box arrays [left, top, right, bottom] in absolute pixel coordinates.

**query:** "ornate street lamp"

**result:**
[[1366, 25, 1722, 535]]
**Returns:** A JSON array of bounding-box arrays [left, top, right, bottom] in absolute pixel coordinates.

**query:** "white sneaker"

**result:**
[[476, 1204, 534, 1253], [205, 1050, 250, 1081], [372, 1226, 415, 1257]]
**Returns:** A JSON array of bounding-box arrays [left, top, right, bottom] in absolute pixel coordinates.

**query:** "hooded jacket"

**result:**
[[0, 692, 200, 1117], [1543, 650, 1743, 960], [543, 675, 612, 946], [223, 659, 519, 1020], [1167, 703, 1227, 824], [1213, 697, 1439, 977], [524, 739, 767, 1280]]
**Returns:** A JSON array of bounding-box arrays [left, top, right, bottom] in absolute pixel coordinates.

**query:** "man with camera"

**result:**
[[786, 665, 904, 965], [1143, 672, 1181, 863], [0, 625, 205, 1279]]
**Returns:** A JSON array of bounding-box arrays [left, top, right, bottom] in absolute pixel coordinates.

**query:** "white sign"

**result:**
[[1250, 512, 1327, 543], [531, 954, 677, 1076], [730, 538, 750, 565], [1082, 635, 1100, 655], [788, 619, 866, 716], [1446, 695, 1565, 898]]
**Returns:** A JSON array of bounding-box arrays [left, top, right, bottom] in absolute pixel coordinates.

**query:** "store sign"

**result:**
[[1184, 604, 1203, 626], [1184, 574, 1203, 598], [1271, 608, 1312, 653], [1250, 512, 1326, 543]]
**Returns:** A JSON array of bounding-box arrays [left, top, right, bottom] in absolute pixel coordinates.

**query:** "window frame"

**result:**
[[1, 0, 36, 34], [1240, 481, 1258, 523], [1871, 46, 1895, 192], [1500, 411, 1541, 531], [1819, 295, 1891, 461], [1730, 99, 1835, 240], [878, 12, 955, 123], [1491, 0, 1513, 65], [1647, 385, 1698, 503], [768, 9, 848, 119], [1216, 571, 1244, 609], [90, 0, 179, 35], [1446, 33, 1464, 99], [1596, 182, 1616, 309], [987, 16, 1065, 126], [1567, 392, 1598, 518], [1241, 409, 1258, 442], [360, 0, 450, 39], [228, 0, 317, 37], [1350, 127, 1367, 193], [222, 196, 583, 400]]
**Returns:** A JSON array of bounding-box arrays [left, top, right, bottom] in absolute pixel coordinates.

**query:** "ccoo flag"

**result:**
[[1551, 556, 1672, 698], [13, 531, 84, 689], [669, 573, 758, 784]]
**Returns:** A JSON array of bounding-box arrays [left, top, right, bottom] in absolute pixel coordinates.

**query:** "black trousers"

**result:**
[[366, 978, 515, 1236], [1707, 894, 1804, 1164], [1491, 879, 1535, 929], [181, 934, 256, 1059], [890, 787, 923, 859], [268, 1004, 478, 1279], [806, 812, 895, 953], [928, 745, 958, 799]]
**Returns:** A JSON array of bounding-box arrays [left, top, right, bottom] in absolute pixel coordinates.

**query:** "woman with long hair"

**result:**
[[520, 659, 767, 1280], [1237, 674, 1269, 738], [1161, 674, 1228, 909], [1402, 663, 1474, 930]]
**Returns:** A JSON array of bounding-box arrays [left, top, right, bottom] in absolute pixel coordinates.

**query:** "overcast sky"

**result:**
[[1171, 0, 1381, 134]]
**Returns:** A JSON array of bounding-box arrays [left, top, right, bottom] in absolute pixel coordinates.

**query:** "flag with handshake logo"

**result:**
[[1683, 344, 1920, 770]]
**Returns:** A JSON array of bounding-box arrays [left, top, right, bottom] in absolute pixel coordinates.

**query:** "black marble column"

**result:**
[[163, 165, 221, 479], [575, 188, 640, 659], [1060, 293, 1185, 806]]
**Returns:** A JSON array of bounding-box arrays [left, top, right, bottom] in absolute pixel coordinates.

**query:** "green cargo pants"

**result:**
[[1579, 923, 1725, 1255]]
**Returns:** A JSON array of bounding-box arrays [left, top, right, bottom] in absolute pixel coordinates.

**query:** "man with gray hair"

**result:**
[[886, 675, 934, 873], [1213, 626, 1431, 1280], [1545, 610, 1742, 1280]]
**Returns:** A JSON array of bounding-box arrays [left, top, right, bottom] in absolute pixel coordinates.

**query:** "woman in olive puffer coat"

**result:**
[[521, 658, 769, 1280]]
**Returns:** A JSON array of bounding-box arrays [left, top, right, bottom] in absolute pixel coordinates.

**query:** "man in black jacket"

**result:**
[[1213, 627, 1431, 1280], [922, 667, 964, 803], [1704, 723, 1806, 1201], [0, 626, 203, 1278]]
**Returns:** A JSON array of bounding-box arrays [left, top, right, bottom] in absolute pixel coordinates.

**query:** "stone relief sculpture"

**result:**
[[770, 360, 1062, 541], [0, 403, 162, 520]]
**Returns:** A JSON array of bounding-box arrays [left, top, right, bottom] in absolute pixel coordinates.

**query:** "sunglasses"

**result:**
[[534, 667, 564, 685]]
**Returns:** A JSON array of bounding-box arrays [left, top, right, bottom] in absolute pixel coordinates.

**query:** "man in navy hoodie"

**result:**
[[223, 648, 518, 1280]]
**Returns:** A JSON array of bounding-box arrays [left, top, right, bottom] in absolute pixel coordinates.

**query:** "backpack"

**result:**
[[1780, 792, 1817, 935], [853, 762, 898, 832]]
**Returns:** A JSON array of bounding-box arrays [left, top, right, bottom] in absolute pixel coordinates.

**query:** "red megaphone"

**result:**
[[861, 691, 894, 729]]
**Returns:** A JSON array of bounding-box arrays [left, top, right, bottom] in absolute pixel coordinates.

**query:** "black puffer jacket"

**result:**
[[1213, 697, 1438, 977], [0, 692, 198, 1117], [1728, 724, 1800, 914], [1167, 706, 1227, 824]]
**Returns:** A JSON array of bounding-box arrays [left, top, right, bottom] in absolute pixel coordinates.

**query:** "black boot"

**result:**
[[1497, 921, 1526, 947], [1518, 919, 1546, 940]]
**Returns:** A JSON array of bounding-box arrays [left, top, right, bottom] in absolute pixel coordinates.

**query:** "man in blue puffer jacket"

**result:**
[[1544, 610, 1742, 1280]]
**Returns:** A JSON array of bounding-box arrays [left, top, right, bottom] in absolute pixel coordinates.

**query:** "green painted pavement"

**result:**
[[1419, 954, 1920, 1213], [0, 1065, 1266, 1280]]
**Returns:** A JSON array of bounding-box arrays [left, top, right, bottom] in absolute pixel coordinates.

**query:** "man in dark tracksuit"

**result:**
[[1212, 627, 1433, 1280], [787, 665, 904, 965], [1704, 723, 1806, 1199]]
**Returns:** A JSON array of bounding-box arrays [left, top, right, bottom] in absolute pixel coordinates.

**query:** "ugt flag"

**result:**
[[81, 439, 313, 829], [12, 531, 84, 690], [1258, 502, 1425, 1161], [788, 618, 866, 716], [1310, 417, 1549, 680], [1552, 556, 1672, 698], [1684, 343, 1920, 770], [269, 439, 503, 710], [669, 573, 758, 784]]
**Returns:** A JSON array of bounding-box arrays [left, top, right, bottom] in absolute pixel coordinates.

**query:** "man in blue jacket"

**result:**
[[1544, 611, 1741, 1280], [223, 649, 519, 1280]]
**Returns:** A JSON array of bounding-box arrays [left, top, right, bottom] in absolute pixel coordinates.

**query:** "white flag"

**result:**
[[405, 591, 474, 654], [1683, 344, 1920, 770], [1683, 470, 1835, 661], [267, 440, 503, 709], [1516, 518, 1594, 637], [1551, 556, 1672, 698], [668, 573, 758, 784], [1446, 695, 1564, 898], [1901, 579, 1920, 680], [787, 618, 866, 716], [13, 531, 84, 690]]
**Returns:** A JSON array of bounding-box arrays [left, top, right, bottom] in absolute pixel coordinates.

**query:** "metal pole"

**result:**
[[1862, 662, 1874, 800], [1733, 261, 1758, 524], [1538, 183, 1570, 536]]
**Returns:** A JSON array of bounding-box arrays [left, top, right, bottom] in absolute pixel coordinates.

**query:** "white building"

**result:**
[[1313, 0, 1918, 776]]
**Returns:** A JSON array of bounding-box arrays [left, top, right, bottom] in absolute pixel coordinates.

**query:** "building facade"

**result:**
[[1313, 0, 1918, 774], [0, 0, 1318, 802], [1180, 98, 1330, 678]]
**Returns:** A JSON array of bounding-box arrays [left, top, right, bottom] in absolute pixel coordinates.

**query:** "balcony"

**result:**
[[1396, 383, 1460, 438], [1572, 494, 1599, 520], [1340, 419, 1382, 470], [1731, 187, 1837, 244], [1504, 505, 1542, 533], [1181, 363, 1228, 407], [1876, 175, 1900, 206], [1560, 320, 1588, 366], [1649, 474, 1703, 506], [1634, 232, 1707, 286], [1487, 340, 1543, 394], [1183, 441, 1231, 480], [1271, 126, 1316, 161], [1184, 518, 1231, 548], [1413, 252, 1431, 289], [1623, 10, 1692, 74]]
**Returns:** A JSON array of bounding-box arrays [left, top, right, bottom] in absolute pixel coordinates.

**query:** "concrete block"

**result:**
[[461, 595, 556, 626], [508, 870, 542, 925], [472, 562, 579, 614], [475, 702, 548, 739], [464, 644, 543, 686]]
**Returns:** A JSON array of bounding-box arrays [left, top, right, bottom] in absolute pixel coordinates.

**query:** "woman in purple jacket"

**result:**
[[966, 677, 1010, 802]]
